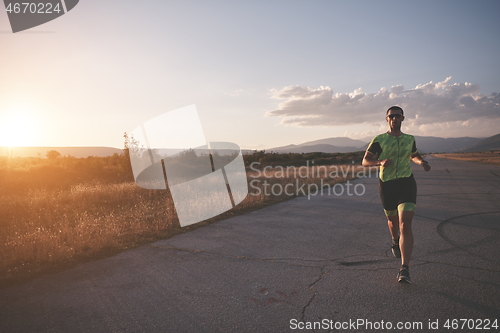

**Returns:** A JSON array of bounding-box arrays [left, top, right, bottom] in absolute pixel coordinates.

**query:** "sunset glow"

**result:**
[[0, 107, 41, 147]]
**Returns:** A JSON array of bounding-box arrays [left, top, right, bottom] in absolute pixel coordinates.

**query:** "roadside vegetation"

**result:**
[[0, 142, 368, 287], [432, 151, 500, 166]]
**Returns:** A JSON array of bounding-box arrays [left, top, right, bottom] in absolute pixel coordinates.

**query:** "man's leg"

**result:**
[[399, 210, 414, 266], [398, 176, 417, 267], [387, 214, 399, 240], [385, 211, 400, 258]]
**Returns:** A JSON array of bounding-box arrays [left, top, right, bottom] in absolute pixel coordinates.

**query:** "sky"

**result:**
[[0, 0, 499, 150]]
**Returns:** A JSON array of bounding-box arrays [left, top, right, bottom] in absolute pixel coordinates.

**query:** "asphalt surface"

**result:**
[[1, 156, 500, 333]]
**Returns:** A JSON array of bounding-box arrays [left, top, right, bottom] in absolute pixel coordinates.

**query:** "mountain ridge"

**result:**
[[2, 133, 498, 158], [267, 134, 497, 154], [462, 133, 500, 152]]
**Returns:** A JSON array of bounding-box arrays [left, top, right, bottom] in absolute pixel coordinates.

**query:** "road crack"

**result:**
[[301, 265, 330, 324]]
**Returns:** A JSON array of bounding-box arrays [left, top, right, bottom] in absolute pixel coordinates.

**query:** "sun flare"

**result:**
[[0, 107, 41, 147]]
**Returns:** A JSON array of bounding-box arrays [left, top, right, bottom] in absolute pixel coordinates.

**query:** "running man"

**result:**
[[362, 106, 431, 284]]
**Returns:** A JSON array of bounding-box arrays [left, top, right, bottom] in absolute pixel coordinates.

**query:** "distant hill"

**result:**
[[269, 137, 365, 154], [413, 136, 483, 153], [269, 144, 361, 154], [267, 135, 489, 154], [462, 133, 500, 152], [0, 146, 123, 158], [8, 134, 495, 158], [299, 137, 367, 148]]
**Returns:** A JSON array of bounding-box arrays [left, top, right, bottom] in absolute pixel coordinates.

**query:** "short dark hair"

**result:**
[[386, 106, 404, 115]]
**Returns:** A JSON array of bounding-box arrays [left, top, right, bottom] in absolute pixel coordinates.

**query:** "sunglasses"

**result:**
[[387, 113, 403, 119]]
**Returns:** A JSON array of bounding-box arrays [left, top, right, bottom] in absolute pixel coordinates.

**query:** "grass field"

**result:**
[[0, 152, 372, 287], [432, 151, 500, 166]]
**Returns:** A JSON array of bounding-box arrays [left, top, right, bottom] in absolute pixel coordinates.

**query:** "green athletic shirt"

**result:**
[[366, 132, 418, 182]]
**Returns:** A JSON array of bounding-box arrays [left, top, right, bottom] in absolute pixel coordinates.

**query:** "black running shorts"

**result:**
[[378, 174, 417, 216]]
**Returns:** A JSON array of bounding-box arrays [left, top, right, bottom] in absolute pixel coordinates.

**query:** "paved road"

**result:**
[[1, 156, 499, 332]]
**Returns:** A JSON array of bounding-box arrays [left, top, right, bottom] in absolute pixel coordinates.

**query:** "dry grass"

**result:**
[[0, 156, 374, 287], [0, 183, 176, 286], [432, 151, 500, 166]]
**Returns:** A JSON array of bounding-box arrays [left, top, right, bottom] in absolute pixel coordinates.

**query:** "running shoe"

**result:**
[[391, 238, 401, 258], [397, 265, 411, 284]]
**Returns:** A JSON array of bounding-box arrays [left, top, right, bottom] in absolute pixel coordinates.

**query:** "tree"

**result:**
[[46, 150, 61, 159]]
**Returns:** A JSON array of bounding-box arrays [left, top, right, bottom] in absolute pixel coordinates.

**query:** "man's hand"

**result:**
[[411, 153, 431, 172], [380, 159, 393, 167], [422, 161, 431, 172]]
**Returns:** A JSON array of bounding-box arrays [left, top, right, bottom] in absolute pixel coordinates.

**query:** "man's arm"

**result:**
[[410, 152, 431, 172], [362, 151, 392, 167]]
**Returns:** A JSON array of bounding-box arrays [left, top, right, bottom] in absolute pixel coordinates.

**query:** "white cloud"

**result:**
[[266, 77, 500, 135], [224, 89, 244, 96], [408, 117, 500, 138]]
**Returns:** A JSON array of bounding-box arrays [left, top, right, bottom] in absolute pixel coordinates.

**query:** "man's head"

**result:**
[[386, 106, 404, 116], [386, 106, 404, 129]]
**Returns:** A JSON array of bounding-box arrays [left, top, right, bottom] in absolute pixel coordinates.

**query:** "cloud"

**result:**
[[266, 77, 500, 131], [224, 89, 244, 96]]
